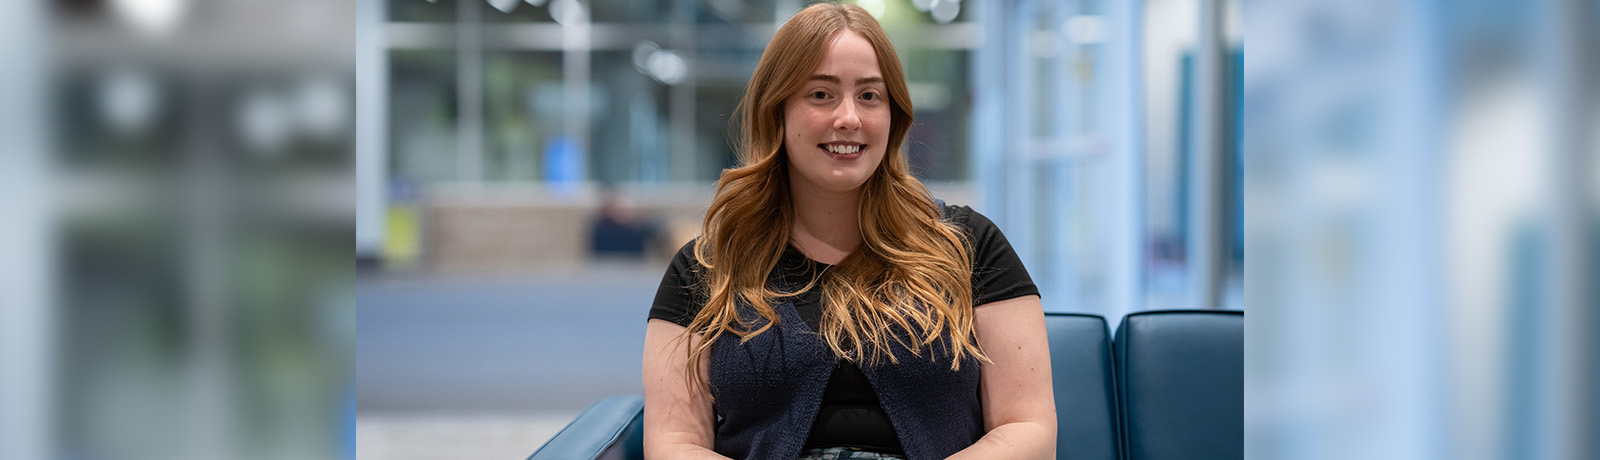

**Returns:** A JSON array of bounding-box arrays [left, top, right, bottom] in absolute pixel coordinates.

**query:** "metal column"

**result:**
[[1189, 0, 1229, 310]]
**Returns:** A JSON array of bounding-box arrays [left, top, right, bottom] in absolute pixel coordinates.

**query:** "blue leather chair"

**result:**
[[526, 309, 1242, 460], [1114, 310, 1244, 460], [527, 395, 644, 460], [1044, 312, 1121, 460]]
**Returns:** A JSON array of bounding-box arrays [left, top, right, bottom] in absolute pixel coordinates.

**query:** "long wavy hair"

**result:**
[[681, 3, 984, 394]]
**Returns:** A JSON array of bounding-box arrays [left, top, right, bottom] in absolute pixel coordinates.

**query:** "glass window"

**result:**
[[586, 50, 671, 183], [480, 0, 555, 23], [689, 0, 778, 24], [1141, 0, 1196, 310], [482, 51, 564, 183], [388, 50, 458, 184], [900, 48, 971, 181], [387, 0, 456, 22], [691, 82, 744, 180]]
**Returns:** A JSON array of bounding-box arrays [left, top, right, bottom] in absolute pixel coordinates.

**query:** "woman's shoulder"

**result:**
[[652, 237, 708, 326], [937, 202, 1000, 233], [668, 237, 701, 269]]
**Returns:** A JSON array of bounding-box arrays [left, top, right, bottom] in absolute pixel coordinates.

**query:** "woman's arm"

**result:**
[[642, 319, 731, 459], [948, 295, 1057, 460]]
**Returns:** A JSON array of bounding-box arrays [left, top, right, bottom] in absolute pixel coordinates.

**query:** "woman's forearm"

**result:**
[[646, 443, 733, 460], [945, 421, 1056, 460]]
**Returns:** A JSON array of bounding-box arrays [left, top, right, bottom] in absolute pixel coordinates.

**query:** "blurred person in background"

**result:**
[[590, 188, 663, 259], [640, 3, 1054, 460]]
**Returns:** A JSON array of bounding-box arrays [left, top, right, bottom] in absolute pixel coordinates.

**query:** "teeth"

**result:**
[[825, 144, 861, 154]]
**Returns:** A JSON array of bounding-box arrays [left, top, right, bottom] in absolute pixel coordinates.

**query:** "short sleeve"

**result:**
[[648, 239, 706, 327], [943, 204, 1040, 306]]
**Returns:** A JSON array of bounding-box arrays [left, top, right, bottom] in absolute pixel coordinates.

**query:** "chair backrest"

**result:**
[[526, 395, 645, 460], [1114, 310, 1244, 460], [1044, 312, 1121, 460], [610, 408, 644, 460]]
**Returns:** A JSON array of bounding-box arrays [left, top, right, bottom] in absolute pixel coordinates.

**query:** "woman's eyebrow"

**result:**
[[808, 75, 886, 86]]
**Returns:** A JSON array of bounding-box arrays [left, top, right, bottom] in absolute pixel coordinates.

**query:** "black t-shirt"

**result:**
[[647, 204, 1039, 454]]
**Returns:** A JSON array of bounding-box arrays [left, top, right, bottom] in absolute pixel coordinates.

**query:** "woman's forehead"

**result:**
[[808, 31, 882, 81]]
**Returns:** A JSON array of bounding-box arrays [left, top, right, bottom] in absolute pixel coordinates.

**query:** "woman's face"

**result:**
[[782, 31, 891, 196]]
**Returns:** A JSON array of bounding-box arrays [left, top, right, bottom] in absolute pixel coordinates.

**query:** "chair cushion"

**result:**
[[1115, 310, 1243, 460]]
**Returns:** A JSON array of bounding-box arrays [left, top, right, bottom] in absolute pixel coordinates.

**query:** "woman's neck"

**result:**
[[788, 187, 862, 265]]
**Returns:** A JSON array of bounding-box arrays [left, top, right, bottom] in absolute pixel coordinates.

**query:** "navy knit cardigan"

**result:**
[[708, 293, 985, 459]]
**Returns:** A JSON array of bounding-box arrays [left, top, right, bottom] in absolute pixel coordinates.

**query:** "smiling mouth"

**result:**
[[820, 144, 863, 155]]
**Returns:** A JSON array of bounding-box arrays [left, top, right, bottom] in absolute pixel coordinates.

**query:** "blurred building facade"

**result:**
[[36, 1, 356, 460], [1246, 1, 1598, 459], [357, 0, 1247, 323]]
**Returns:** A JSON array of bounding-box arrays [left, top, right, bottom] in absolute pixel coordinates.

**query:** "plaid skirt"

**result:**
[[796, 446, 907, 460]]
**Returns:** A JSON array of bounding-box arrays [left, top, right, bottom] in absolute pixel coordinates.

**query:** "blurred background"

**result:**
[[1246, 1, 1598, 460], [0, 0, 1592, 459], [356, 0, 1240, 456], [3, 0, 356, 460]]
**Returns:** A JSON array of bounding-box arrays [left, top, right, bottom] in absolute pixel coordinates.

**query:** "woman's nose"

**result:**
[[833, 99, 861, 131]]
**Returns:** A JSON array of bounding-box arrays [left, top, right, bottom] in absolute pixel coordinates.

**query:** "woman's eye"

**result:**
[[861, 92, 879, 101], [811, 91, 829, 100]]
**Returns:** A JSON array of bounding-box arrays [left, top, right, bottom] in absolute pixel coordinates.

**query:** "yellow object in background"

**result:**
[[383, 206, 420, 269]]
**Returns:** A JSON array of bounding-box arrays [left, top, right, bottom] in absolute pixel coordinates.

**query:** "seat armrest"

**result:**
[[527, 395, 645, 460]]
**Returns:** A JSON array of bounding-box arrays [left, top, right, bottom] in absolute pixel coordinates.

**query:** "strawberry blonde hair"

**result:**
[[683, 2, 983, 393]]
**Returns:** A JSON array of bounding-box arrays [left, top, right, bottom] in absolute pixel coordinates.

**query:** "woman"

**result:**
[[642, 3, 1055, 459]]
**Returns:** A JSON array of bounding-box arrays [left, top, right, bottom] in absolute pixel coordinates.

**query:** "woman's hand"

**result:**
[[948, 295, 1057, 460], [642, 319, 733, 459]]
